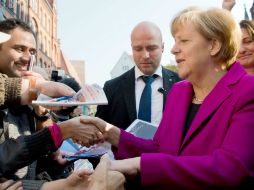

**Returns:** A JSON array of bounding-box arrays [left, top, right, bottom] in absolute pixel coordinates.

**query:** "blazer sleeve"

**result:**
[[113, 130, 159, 159], [140, 88, 254, 189], [113, 82, 254, 189]]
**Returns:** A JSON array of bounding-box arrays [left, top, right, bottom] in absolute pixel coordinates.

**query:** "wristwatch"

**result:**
[[32, 109, 51, 121], [50, 111, 70, 122]]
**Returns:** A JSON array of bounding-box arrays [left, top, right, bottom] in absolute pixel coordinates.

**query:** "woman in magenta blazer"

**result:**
[[83, 7, 254, 189]]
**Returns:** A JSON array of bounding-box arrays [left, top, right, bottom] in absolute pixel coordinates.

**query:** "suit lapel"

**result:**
[[180, 63, 245, 150], [122, 68, 137, 122], [162, 68, 174, 109]]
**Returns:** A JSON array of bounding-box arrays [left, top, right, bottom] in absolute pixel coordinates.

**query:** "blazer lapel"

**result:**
[[122, 68, 137, 122], [168, 82, 193, 154], [180, 63, 245, 150]]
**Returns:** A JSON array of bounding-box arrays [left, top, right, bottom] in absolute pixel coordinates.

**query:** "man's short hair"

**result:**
[[0, 18, 34, 36]]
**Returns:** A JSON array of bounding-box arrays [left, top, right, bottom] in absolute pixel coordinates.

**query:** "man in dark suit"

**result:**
[[96, 21, 181, 130]]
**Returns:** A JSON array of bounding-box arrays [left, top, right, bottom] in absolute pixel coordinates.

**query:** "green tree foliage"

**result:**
[[164, 64, 178, 73]]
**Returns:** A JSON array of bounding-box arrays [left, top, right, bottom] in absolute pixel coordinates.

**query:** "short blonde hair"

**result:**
[[171, 7, 241, 69]]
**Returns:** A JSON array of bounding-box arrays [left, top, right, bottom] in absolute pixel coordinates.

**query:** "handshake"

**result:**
[[58, 115, 119, 148]]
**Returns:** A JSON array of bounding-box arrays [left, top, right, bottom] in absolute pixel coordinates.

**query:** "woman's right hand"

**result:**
[[79, 116, 121, 147], [59, 116, 105, 147]]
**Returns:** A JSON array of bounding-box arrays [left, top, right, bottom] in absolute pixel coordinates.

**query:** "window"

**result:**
[[30, 18, 37, 38], [44, 36, 47, 54], [44, 13, 46, 28], [6, 0, 14, 9], [16, 1, 20, 17], [39, 58, 43, 67], [41, 34, 44, 51], [48, 19, 50, 32], [48, 40, 50, 56], [20, 2, 24, 20], [122, 65, 129, 71], [40, 7, 43, 21], [30, 0, 37, 13], [38, 32, 42, 50]]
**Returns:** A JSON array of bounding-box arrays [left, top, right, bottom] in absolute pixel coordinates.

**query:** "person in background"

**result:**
[[237, 20, 254, 74], [0, 32, 122, 188], [36, 77, 82, 180], [0, 72, 104, 188], [96, 21, 181, 130], [0, 18, 60, 185], [0, 18, 52, 130], [0, 64, 104, 189], [41, 154, 125, 190], [0, 154, 125, 190], [0, 25, 104, 189], [222, 0, 254, 75], [81, 7, 254, 189]]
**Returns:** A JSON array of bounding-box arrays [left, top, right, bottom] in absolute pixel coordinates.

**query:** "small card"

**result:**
[[32, 83, 108, 106], [125, 119, 158, 139]]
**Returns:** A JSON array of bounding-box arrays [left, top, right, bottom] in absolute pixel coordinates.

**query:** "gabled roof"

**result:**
[[110, 52, 134, 79]]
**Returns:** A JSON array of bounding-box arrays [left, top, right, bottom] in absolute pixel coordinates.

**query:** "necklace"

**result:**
[[193, 95, 204, 103]]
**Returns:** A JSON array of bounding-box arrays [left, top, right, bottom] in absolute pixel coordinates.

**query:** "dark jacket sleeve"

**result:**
[[0, 127, 57, 178], [22, 179, 46, 190]]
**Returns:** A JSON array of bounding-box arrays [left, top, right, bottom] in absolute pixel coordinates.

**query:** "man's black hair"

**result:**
[[0, 18, 34, 36], [58, 77, 81, 93]]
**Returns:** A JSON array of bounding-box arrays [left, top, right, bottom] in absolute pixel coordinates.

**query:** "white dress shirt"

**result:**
[[135, 66, 163, 126]]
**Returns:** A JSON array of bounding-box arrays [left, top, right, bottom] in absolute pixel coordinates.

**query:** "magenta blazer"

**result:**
[[114, 62, 254, 189]]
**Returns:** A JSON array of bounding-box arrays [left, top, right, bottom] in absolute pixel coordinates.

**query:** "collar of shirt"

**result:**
[[134, 65, 163, 80], [134, 65, 163, 125]]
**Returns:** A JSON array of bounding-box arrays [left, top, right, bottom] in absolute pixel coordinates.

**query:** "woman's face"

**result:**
[[237, 28, 254, 72], [171, 23, 213, 81]]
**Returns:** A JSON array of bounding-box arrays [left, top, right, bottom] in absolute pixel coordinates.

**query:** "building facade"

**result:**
[[70, 60, 85, 86], [110, 52, 134, 79]]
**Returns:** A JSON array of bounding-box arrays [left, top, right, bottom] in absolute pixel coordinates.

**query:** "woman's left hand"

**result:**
[[88, 154, 125, 190], [110, 157, 141, 179]]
